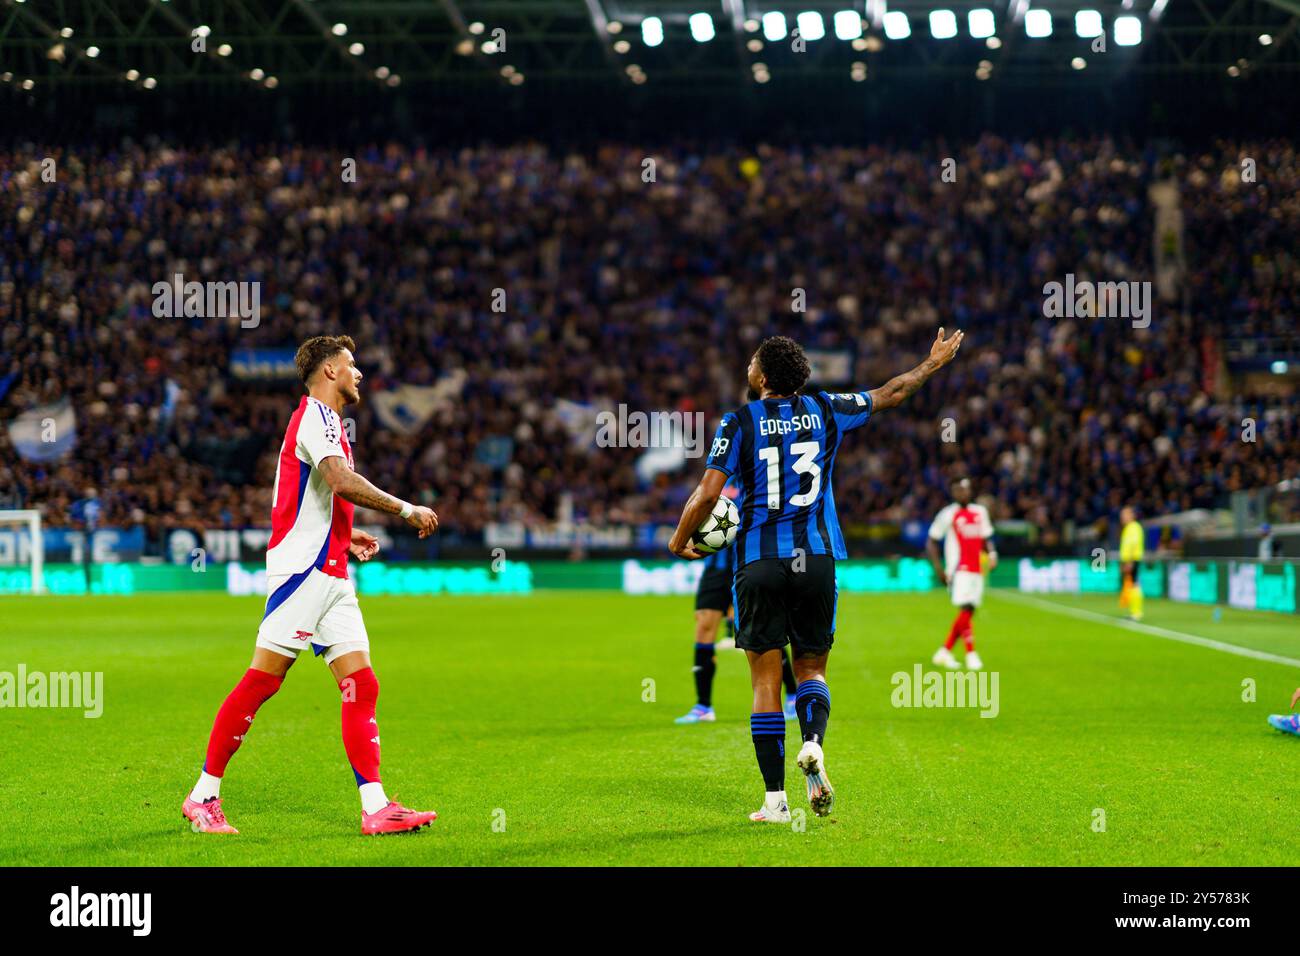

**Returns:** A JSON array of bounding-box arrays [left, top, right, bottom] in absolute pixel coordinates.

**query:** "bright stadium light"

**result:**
[[1114, 15, 1142, 45], [883, 11, 911, 39], [689, 13, 715, 42], [1075, 10, 1102, 37], [833, 10, 863, 40], [642, 16, 664, 47], [797, 12, 826, 41], [1024, 9, 1052, 38], [762, 11, 788, 41], [929, 10, 958, 39], [968, 9, 995, 38]]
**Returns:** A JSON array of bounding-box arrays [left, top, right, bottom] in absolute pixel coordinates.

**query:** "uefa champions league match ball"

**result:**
[[692, 496, 740, 554]]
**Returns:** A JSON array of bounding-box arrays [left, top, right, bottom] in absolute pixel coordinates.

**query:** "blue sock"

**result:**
[[750, 711, 786, 792], [795, 679, 831, 745]]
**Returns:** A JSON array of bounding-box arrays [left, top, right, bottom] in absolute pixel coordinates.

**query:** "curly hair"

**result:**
[[295, 334, 356, 386], [754, 336, 811, 396]]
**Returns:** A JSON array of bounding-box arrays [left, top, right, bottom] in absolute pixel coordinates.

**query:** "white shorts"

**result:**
[[950, 569, 985, 608], [255, 568, 370, 665]]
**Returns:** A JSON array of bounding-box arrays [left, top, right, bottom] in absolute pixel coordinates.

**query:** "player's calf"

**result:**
[[186, 666, 285, 819], [793, 677, 834, 816]]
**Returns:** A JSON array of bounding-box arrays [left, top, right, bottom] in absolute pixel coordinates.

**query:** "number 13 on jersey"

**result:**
[[758, 441, 822, 510]]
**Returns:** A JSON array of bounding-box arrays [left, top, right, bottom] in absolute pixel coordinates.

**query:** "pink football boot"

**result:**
[[182, 796, 239, 834], [361, 801, 438, 835]]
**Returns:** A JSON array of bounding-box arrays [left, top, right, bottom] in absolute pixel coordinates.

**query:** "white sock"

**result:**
[[359, 782, 389, 815], [765, 790, 787, 809], [190, 771, 222, 803]]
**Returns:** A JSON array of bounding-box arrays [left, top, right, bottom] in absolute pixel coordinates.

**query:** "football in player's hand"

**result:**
[[692, 497, 740, 554]]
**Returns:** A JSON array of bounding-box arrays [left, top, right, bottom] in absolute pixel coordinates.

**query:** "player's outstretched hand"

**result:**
[[406, 505, 439, 538], [929, 327, 964, 368], [1290, 686, 1300, 711]]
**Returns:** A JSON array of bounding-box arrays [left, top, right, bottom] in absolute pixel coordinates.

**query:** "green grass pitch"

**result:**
[[3, 588, 1299, 866]]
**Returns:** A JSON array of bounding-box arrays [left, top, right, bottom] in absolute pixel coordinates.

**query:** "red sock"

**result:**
[[203, 668, 283, 777], [962, 610, 976, 652], [340, 667, 382, 785], [945, 609, 971, 650]]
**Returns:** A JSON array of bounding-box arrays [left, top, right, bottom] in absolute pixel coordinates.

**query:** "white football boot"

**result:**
[[796, 741, 835, 817], [748, 791, 792, 823], [932, 646, 960, 669], [965, 650, 983, 671]]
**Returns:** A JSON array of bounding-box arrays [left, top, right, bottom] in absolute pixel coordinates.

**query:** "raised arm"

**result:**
[[318, 456, 438, 538], [668, 467, 729, 560], [867, 327, 964, 413]]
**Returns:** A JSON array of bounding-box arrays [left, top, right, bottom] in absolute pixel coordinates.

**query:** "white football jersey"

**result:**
[[265, 396, 355, 580]]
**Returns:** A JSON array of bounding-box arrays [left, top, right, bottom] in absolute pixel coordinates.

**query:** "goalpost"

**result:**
[[0, 510, 44, 595]]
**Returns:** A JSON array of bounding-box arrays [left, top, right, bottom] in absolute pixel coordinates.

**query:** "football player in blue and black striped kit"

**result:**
[[669, 329, 963, 823]]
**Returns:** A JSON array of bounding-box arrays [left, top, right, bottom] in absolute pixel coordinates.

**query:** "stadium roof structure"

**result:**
[[1, 0, 1298, 92]]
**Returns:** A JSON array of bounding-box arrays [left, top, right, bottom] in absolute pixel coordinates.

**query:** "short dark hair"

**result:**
[[295, 335, 356, 386], [754, 336, 811, 396]]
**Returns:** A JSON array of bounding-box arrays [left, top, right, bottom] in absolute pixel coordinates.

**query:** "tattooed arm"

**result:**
[[318, 456, 439, 537], [867, 327, 965, 413]]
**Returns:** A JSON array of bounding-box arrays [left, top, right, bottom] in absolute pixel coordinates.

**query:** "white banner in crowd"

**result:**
[[7, 401, 77, 463]]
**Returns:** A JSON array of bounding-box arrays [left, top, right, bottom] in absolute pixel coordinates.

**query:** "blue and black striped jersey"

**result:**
[[704, 390, 873, 567]]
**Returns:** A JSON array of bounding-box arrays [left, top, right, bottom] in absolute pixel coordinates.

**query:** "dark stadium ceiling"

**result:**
[[0, 0, 1297, 89]]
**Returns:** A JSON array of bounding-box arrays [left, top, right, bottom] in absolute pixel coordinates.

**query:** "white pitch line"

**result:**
[[991, 590, 1300, 669]]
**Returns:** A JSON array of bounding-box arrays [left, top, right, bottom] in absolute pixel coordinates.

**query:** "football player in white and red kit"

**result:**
[[182, 335, 441, 836], [926, 478, 997, 671]]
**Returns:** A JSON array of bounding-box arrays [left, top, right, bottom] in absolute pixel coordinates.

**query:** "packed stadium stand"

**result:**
[[2, 137, 1297, 550]]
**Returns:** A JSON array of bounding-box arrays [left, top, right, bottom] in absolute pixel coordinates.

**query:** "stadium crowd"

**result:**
[[2, 137, 1297, 548]]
